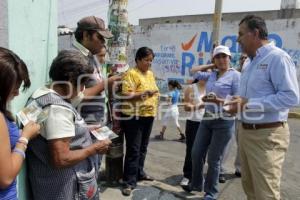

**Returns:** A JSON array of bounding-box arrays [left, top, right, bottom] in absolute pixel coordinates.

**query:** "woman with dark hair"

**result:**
[[121, 47, 159, 196], [156, 80, 185, 140], [26, 50, 111, 200], [0, 47, 40, 200], [183, 45, 240, 200]]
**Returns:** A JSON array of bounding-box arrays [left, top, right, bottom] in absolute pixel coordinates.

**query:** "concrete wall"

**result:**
[[0, 0, 8, 47], [139, 10, 300, 27], [58, 34, 73, 51], [8, 0, 58, 113], [281, 0, 300, 9], [5, 0, 58, 199], [131, 14, 300, 94]]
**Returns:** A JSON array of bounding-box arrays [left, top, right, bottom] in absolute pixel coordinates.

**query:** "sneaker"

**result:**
[[219, 174, 226, 183], [203, 194, 216, 200], [180, 177, 189, 186]]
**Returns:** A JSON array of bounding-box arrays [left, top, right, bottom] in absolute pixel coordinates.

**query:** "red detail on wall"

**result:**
[[181, 34, 197, 51]]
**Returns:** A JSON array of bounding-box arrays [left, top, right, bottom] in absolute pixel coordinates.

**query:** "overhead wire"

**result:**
[[128, 0, 159, 13], [59, 0, 161, 26]]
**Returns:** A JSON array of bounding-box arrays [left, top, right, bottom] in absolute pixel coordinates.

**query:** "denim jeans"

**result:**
[[191, 118, 234, 199]]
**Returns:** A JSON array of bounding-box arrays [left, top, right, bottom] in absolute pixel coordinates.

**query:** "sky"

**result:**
[[58, 0, 282, 28]]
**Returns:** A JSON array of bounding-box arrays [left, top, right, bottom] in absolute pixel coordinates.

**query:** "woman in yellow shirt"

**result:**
[[121, 47, 159, 196]]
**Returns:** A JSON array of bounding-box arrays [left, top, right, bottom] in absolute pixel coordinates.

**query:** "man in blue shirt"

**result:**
[[227, 15, 299, 200]]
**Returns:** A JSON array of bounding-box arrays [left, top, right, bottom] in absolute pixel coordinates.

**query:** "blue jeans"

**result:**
[[191, 118, 234, 199]]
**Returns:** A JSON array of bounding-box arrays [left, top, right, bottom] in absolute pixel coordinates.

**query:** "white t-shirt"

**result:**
[[189, 84, 205, 122], [31, 87, 75, 140]]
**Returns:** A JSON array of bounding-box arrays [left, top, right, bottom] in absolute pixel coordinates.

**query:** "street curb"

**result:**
[[288, 112, 300, 119]]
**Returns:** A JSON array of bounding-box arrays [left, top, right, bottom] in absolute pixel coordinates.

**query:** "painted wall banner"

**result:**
[[130, 19, 300, 94]]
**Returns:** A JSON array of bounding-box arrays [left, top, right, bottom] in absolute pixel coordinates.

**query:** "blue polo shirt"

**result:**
[[193, 68, 240, 113], [239, 42, 299, 123]]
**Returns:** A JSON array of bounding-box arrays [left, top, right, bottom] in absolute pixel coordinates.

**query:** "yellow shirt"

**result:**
[[122, 67, 159, 117]]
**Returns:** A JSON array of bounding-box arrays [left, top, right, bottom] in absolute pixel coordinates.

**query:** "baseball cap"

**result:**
[[212, 45, 231, 58], [77, 16, 113, 39]]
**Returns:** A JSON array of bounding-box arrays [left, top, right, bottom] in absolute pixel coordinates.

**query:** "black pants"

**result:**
[[122, 115, 154, 187], [183, 120, 201, 179]]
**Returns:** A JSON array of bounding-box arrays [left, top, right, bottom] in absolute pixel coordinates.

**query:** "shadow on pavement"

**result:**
[[160, 174, 182, 186]]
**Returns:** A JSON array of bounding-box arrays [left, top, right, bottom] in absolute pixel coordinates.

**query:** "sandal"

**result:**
[[154, 132, 164, 140]]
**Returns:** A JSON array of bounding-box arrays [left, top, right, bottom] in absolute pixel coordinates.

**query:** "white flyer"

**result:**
[[223, 95, 233, 112], [91, 126, 118, 140], [16, 100, 49, 126]]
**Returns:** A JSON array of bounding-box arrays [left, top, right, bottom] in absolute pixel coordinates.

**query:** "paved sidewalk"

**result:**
[[99, 117, 300, 200], [100, 180, 187, 200]]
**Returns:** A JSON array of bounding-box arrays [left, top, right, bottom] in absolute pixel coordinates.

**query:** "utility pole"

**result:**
[[105, 0, 129, 186], [107, 0, 129, 72], [211, 0, 223, 48]]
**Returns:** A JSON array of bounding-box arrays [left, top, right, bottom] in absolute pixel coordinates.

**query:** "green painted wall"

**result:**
[[7, 0, 58, 199]]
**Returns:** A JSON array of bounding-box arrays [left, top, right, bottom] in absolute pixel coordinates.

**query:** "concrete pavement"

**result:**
[[99, 116, 300, 200]]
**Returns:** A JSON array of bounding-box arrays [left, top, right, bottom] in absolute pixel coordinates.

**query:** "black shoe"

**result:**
[[122, 186, 132, 196], [235, 171, 241, 177], [138, 175, 154, 181], [219, 174, 226, 183], [154, 133, 164, 140], [181, 183, 192, 193], [178, 133, 186, 142]]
